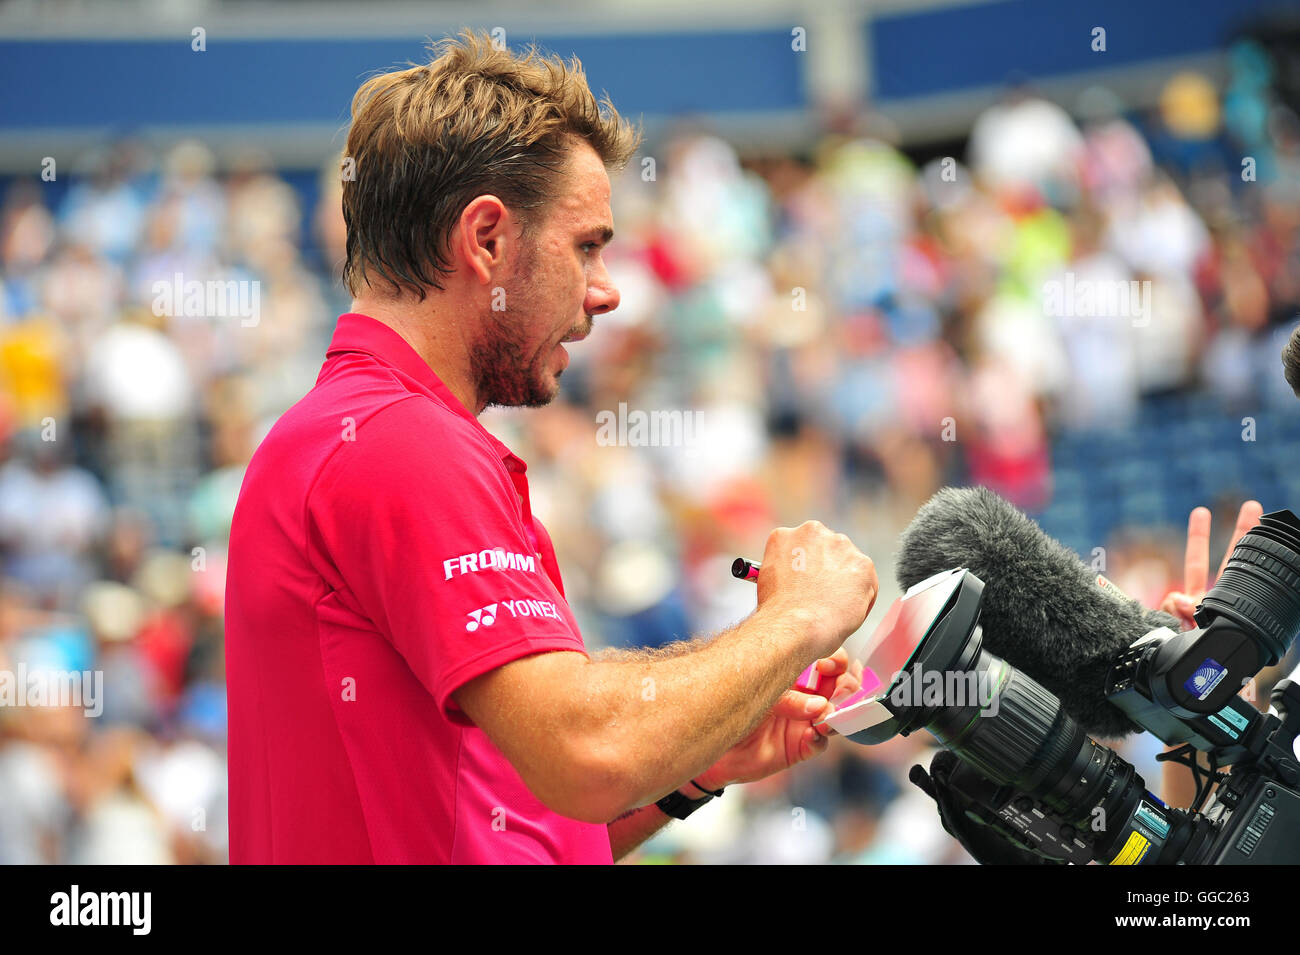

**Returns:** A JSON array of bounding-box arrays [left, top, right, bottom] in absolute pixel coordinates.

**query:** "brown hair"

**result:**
[[341, 29, 641, 299]]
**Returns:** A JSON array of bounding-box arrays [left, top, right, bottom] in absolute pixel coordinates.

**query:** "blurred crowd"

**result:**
[[0, 39, 1297, 863]]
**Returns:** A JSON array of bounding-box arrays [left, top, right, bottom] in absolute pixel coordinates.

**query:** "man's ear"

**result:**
[[455, 195, 511, 285]]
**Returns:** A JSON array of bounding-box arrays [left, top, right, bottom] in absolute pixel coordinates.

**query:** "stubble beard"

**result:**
[[471, 242, 561, 411], [472, 315, 557, 410]]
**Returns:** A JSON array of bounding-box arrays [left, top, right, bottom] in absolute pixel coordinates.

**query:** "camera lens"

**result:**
[[927, 650, 1084, 795], [1200, 509, 1300, 664]]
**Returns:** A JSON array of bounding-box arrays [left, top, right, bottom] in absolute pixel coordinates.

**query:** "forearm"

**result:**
[[607, 778, 721, 861], [578, 600, 825, 812], [455, 523, 878, 824], [608, 804, 673, 862], [458, 598, 828, 823]]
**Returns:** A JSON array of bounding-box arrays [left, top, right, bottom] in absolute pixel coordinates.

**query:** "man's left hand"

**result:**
[[693, 648, 863, 791]]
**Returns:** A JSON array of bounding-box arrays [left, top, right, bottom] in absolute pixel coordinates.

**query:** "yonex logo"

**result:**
[[464, 598, 563, 632], [501, 598, 561, 621], [465, 604, 498, 632]]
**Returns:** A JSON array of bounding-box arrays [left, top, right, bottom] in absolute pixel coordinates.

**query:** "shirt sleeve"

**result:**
[[306, 397, 588, 722]]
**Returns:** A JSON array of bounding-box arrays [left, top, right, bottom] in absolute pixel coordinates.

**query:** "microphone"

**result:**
[[895, 486, 1180, 738]]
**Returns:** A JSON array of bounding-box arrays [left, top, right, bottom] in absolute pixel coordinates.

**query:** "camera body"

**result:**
[[837, 508, 1300, 864], [936, 673, 1300, 864]]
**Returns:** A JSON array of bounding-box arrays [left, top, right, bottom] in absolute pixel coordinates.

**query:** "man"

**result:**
[[224, 29, 878, 864]]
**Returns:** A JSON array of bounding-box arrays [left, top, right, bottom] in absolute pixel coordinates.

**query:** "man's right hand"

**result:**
[[755, 520, 878, 656]]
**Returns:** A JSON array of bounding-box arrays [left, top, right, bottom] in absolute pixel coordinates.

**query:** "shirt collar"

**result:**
[[325, 312, 525, 471]]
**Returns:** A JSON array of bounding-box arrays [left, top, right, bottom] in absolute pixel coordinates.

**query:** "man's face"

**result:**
[[472, 140, 620, 410]]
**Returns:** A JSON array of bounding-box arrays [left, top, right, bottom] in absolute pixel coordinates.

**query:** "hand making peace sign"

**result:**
[[1159, 500, 1264, 630]]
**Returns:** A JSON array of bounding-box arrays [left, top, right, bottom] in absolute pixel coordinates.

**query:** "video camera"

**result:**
[[822, 510, 1300, 864]]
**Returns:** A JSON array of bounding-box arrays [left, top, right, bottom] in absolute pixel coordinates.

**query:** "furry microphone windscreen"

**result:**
[[896, 485, 1181, 739]]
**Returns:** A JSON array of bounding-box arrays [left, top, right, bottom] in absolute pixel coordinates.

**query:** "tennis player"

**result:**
[[225, 29, 877, 864]]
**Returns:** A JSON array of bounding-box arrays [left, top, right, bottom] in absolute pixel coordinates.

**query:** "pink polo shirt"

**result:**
[[225, 312, 613, 864]]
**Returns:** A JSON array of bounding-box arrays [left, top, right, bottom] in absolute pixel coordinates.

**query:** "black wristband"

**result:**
[[655, 789, 710, 820], [655, 780, 726, 820], [689, 778, 725, 798]]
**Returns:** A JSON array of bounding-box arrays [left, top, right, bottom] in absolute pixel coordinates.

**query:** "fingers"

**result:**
[[1217, 501, 1263, 581], [810, 657, 865, 731], [1183, 506, 1211, 596], [1166, 499, 1260, 632], [814, 648, 850, 675], [1160, 590, 1198, 630], [800, 725, 831, 760], [822, 661, 863, 702], [813, 713, 838, 738], [809, 649, 852, 699], [774, 685, 839, 738], [772, 689, 830, 720], [1184, 501, 1262, 600]]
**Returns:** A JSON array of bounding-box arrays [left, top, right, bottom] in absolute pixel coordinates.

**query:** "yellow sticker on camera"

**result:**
[[1109, 831, 1150, 865]]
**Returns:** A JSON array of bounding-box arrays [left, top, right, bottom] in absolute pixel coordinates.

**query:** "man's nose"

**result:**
[[586, 267, 620, 316]]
